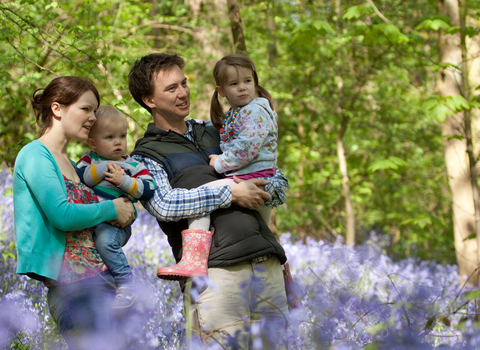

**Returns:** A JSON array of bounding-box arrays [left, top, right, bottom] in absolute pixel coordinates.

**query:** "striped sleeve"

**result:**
[[117, 161, 156, 201], [76, 153, 108, 187]]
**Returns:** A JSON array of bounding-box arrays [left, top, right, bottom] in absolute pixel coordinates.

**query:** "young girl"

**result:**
[[156, 54, 279, 280], [207, 53, 278, 226]]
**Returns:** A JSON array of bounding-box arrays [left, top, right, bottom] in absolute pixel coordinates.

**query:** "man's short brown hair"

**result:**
[[128, 53, 185, 114]]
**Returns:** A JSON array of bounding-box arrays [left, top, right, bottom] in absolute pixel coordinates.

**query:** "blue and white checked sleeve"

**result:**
[[264, 166, 289, 208], [131, 154, 233, 222]]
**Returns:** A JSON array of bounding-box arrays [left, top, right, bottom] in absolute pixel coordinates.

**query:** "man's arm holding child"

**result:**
[[207, 158, 287, 209], [132, 154, 283, 221], [133, 155, 232, 222]]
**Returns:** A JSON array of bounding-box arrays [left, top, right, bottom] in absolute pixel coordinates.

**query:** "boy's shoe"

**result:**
[[112, 286, 137, 309]]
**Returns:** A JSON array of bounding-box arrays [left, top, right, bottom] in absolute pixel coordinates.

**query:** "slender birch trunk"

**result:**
[[437, 0, 478, 285], [459, 0, 480, 286], [336, 116, 355, 245], [335, 0, 356, 245]]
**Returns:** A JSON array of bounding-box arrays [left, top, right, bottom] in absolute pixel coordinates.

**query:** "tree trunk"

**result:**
[[334, 0, 355, 246], [149, 0, 163, 49], [459, 0, 480, 286], [296, 110, 307, 242], [437, 0, 478, 285], [226, 0, 247, 54], [337, 116, 355, 245], [266, 0, 278, 66]]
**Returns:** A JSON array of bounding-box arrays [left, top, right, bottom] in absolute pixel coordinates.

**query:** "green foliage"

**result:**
[[416, 16, 451, 31], [0, 0, 470, 265], [424, 95, 473, 122], [368, 157, 408, 173], [343, 4, 374, 20], [241, 0, 455, 263], [291, 20, 333, 46]]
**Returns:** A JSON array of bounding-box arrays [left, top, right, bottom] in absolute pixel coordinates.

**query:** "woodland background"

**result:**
[[2, 0, 480, 281]]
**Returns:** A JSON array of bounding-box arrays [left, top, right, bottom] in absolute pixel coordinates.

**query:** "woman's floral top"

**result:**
[[45, 176, 107, 286]]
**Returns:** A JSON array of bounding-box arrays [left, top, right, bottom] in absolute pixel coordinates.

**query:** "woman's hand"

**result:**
[[112, 197, 135, 227]]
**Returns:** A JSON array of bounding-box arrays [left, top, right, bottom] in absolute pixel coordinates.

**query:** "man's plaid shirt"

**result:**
[[131, 120, 288, 222]]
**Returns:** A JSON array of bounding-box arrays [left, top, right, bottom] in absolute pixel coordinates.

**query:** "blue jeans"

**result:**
[[47, 272, 118, 350], [93, 222, 133, 287]]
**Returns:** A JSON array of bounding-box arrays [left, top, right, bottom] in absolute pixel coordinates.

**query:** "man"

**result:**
[[129, 53, 288, 347]]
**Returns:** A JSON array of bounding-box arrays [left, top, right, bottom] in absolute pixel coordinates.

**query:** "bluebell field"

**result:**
[[2, 167, 480, 349]]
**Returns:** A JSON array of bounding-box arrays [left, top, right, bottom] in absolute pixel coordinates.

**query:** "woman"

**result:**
[[13, 76, 135, 349]]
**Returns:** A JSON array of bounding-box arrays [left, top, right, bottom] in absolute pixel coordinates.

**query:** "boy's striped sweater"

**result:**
[[76, 152, 156, 202]]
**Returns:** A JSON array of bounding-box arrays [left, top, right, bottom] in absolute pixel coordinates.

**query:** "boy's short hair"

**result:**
[[128, 53, 185, 114], [90, 105, 126, 136]]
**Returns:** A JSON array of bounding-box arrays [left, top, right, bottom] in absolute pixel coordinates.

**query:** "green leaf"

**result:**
[[401, 214, 444, 229], [343, 6, 361, 20], [343, 4, 373, 20], [463, 290, 480, 300], [389, 156, 408, 167], [445, 95, 469, 112], [364, 344, 378, 350], [2, 252, 15, 260], [291, 20, 332, 45], [415, 14, 451, 26], [416, 19, 451, 31], [368, 322, 389, 336], [446, 135, 465, 141], [463, 233, 476, 241], [429, 104, 453, 122], [422, 97, 439, 111], [368, 156, 408, 173], [3, 187, 13, 197], [470, 101, 480, 109], [45, 1, 59, 9], [466, 26, 480, 37], [373, 23, 409, 43], [443, 25, 479, 37], [414, 216, 431, 229], [438, 62, 461, 70], [312, 20, 333, 33], [445, 26, 460, 35], [422, 95, 464, 123], [424, 316, 436, 330]]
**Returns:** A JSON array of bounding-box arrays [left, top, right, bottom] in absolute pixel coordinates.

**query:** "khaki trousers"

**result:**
[[187, 256, 288, 349]]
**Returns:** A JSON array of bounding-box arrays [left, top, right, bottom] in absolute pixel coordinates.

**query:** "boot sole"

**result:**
[[157, 273, 189, 281]]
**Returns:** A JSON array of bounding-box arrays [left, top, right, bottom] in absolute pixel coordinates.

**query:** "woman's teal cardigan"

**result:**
[[13, 140, 117, 281]]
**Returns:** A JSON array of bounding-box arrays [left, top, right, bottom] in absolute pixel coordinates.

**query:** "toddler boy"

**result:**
[[76, 105, 156, 308]]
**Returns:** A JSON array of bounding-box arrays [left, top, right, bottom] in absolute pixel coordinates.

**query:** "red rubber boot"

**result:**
[[157, 229, 213, 281]]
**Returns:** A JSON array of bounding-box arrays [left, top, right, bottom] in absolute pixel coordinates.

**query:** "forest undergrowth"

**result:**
[[1, 168, 480, 349]]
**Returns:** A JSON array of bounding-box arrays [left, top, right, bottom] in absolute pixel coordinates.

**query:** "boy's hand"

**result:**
[[104, 162, 124, 186], [209, 154, 218, 168]]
